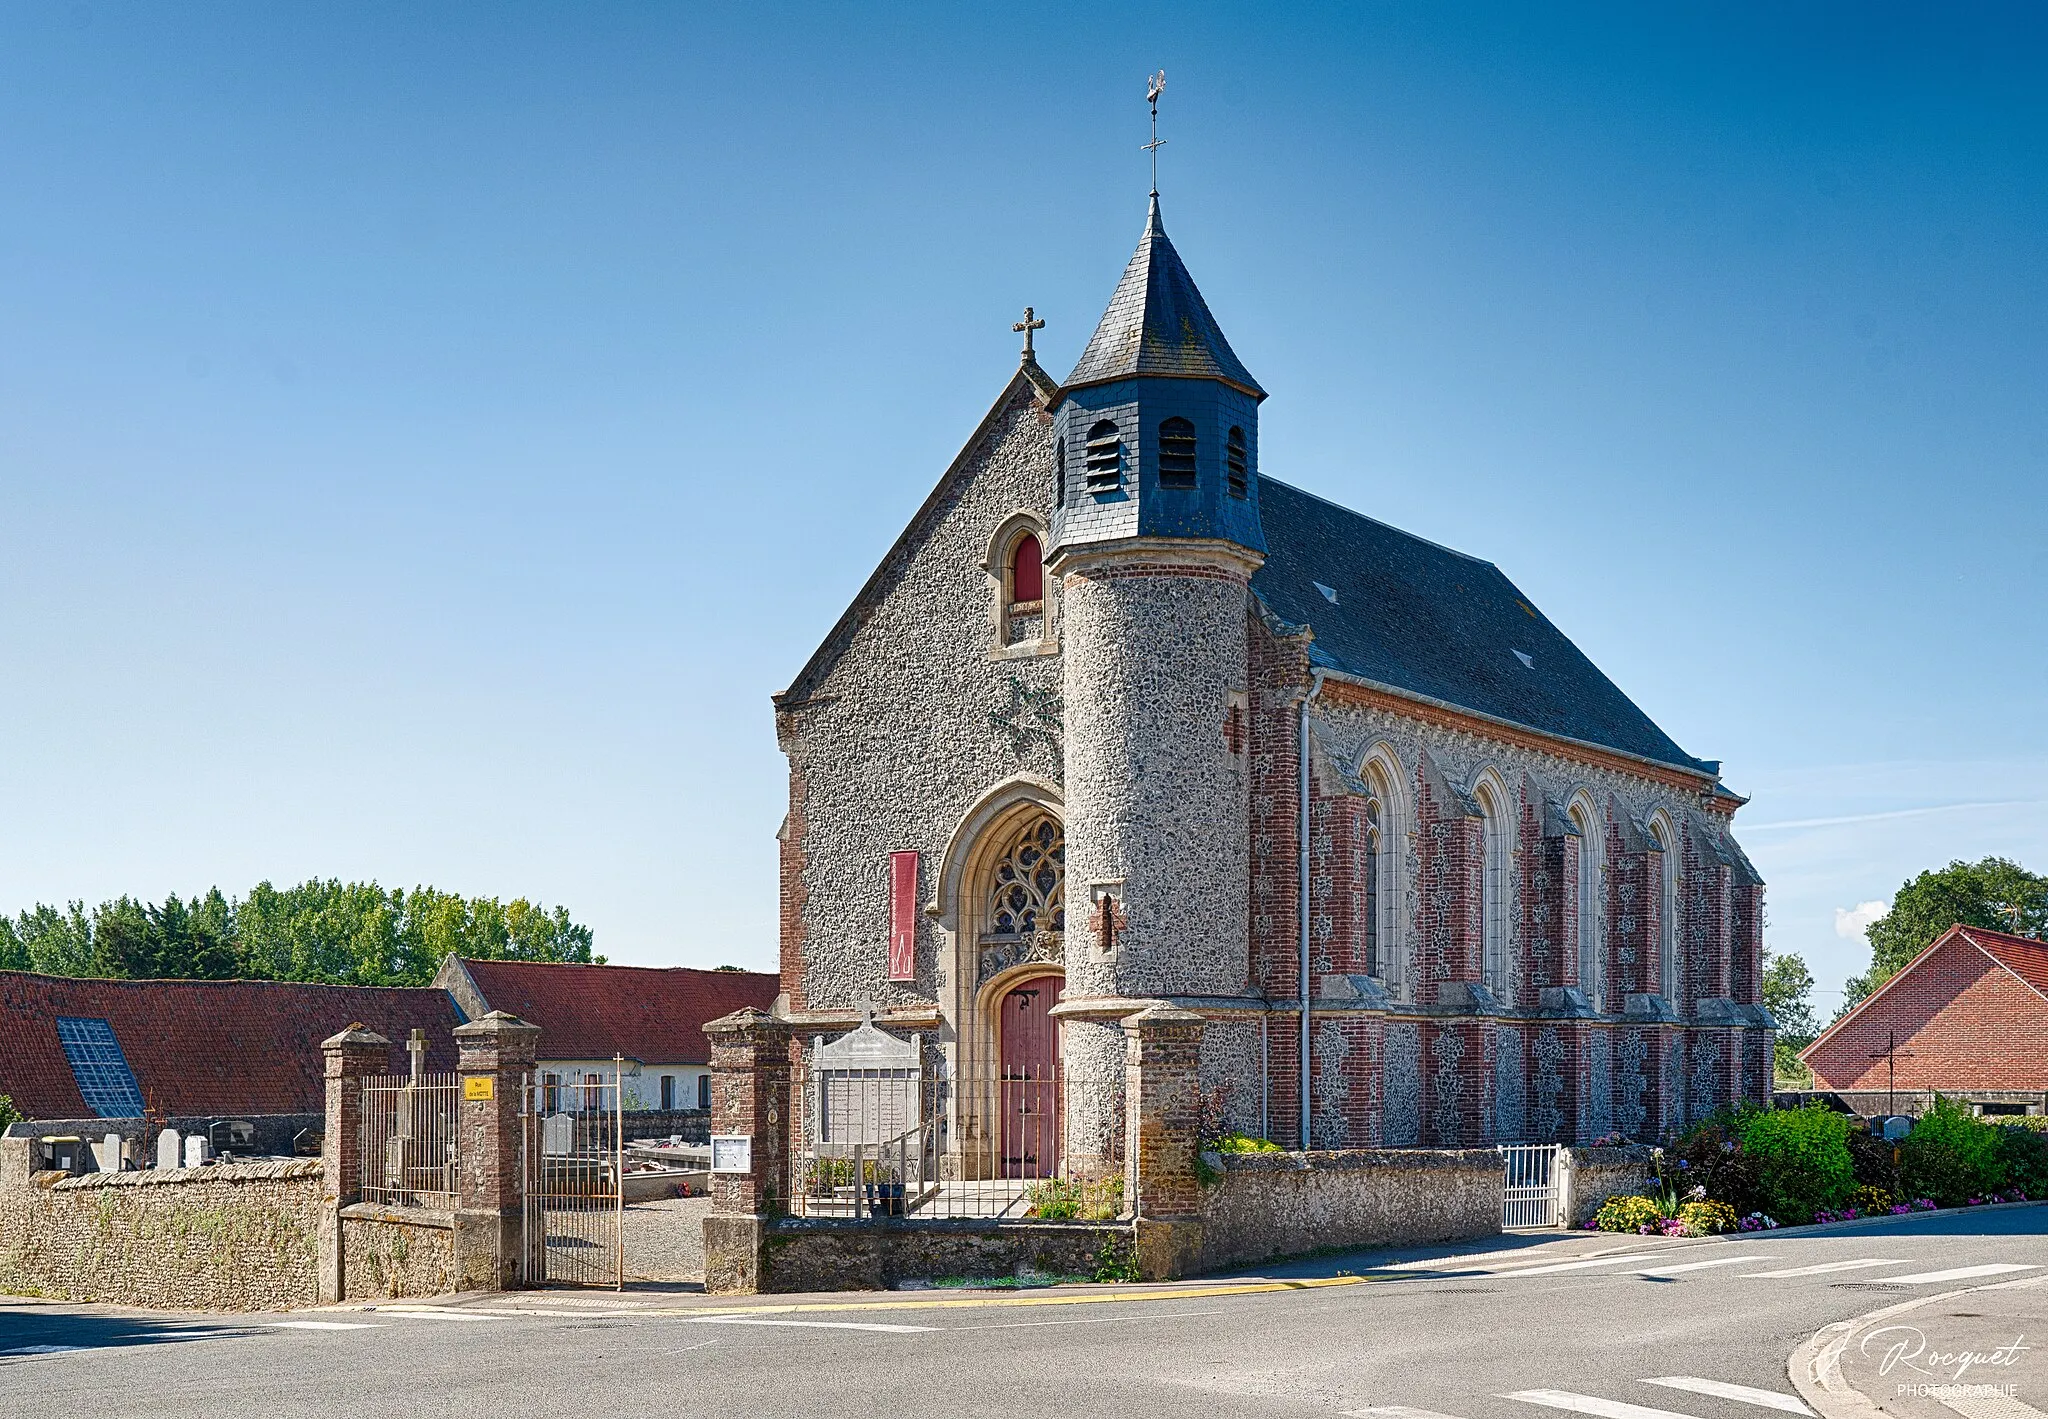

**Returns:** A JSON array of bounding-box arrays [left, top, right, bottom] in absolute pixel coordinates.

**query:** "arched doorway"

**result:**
[[997, 974, 1060, 1178]]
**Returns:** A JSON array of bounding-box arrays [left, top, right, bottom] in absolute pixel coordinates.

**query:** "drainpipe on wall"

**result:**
[[1299, 667, 1327, 1152]]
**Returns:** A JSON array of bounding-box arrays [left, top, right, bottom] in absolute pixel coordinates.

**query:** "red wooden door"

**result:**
[[999, 977, 1059, 1179]]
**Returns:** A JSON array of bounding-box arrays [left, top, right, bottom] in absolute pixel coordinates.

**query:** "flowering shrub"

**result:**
[[1737, 1212, 1780, 1231], [1587, 1132, 1627, 1148], [1898, 1095, 2007, 1208], [1851, 1185, 1893, 1214], [1593, 1194, 1669, 1233], [1811, 1207, 1863, 1225], [1888, 1204, 1912, 1216], [1996, 1125, 2048, 1199], [1738, 1104, 1855, 1224], [1913, 1197, 1937, 1210], [1677, 1199, 1739, 1236]]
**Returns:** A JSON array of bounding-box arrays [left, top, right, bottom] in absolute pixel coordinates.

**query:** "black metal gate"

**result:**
[[521, 1064, 624, 1287]]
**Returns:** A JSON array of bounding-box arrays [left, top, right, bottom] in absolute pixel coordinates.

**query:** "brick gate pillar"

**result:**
[[318, 1024, 391, 1304], [1123, 1004, 1206, 1281], [701, 1007, 794, 1295], [453, 1010, 541, 1292]]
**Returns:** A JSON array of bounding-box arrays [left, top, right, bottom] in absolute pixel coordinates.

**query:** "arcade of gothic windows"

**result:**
[[986, 816, 1065, 940]]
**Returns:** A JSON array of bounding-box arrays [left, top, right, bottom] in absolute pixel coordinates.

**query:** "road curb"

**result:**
[[1788, 1273, 2047, 1419]]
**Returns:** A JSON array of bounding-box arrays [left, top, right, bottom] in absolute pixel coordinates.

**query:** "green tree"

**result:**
[[2, 879, 598, 986], [1845, 857, 2048, 1011], [10, 903, 97, 976], [1762, 949, 1818, 1085]]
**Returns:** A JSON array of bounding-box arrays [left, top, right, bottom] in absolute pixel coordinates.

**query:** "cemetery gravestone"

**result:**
[[182, 1134, 212, 1168], [156, 1129, 182, 1170]]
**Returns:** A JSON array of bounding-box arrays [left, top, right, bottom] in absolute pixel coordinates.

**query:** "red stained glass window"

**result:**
[[1011, 534, 1043, 603]]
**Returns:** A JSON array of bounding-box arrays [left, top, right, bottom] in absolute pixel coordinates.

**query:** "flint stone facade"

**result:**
[[771, 193, 1773, 1167]]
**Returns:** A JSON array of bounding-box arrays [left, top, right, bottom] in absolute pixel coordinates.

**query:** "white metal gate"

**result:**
[[521, 1063, 624, 1288], [1501, 1143, 1562, 1229]]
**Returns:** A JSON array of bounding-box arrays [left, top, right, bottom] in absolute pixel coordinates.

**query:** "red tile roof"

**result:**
[[0, 971, 462, 1121], [454, 960, 777, 1065], [1960, 925, 2048, 1000]]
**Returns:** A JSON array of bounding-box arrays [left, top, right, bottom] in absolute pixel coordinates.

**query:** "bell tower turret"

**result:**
[[1048, 194, 1268, 1175]]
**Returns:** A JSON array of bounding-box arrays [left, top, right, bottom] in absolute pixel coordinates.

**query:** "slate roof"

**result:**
[[455, 960, 777, 1066], [1250, 478, 1710, 774], [0, 972, 463, 1121], [1061, 195, 1265, 400]]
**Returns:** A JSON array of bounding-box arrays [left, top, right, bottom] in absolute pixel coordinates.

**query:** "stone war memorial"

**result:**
[[702, 162, 1771, 1292]]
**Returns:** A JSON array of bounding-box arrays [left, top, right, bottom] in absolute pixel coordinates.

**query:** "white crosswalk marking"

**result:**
[[263, 1321, 381, 1331], [1505, 1387, 1702, 1419], [1643, 1375, 1814, 1414], [1635, 1256, 1777, 1277], [1495, 1253, 1665, 1277], [1740, 1259, 1903, 1278], [1881, 1263, 2039, 1285], [1344, 1408, 1467, 1419]]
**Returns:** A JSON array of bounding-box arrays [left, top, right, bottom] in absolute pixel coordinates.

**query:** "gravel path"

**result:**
[[622, 1195, 709, 1283]]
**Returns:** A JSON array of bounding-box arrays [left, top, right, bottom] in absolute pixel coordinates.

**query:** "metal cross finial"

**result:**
[[1012, 305, 1045, 360], [1142, 70, 1167, 196]]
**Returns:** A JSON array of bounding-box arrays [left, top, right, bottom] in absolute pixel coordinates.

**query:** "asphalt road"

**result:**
[[3, 1208, 2043, 1419]]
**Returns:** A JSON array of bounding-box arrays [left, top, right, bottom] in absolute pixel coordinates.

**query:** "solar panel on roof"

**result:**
[[54, 1016, 145, 1118]]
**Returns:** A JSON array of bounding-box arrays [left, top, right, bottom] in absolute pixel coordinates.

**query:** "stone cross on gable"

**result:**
[[1012, 306, 1045, 361]]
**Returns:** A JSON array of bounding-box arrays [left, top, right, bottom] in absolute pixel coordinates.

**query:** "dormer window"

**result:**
[[1227, 426, 1248, 498], [1083, 420, 1122, 493], [1158, 417, 1197, 488]]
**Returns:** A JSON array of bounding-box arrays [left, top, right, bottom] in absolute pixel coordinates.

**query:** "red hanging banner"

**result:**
[[888, 851, 919, 981]]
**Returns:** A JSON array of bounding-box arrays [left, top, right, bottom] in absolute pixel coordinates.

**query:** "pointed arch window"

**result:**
[[1362, 797, 1382, 978], [1010, 533, 1043, 607], [1569, 798, 1601, 1008], [1650, 815, 1679, 1001], [1227, 426, 1248, 498], [1475, 776, 1512, 1000], [1083, 420, 1123, 493], [1158, 417, 1197, 488]]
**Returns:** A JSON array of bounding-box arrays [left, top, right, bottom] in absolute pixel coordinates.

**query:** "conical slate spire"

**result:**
[[1062, 195, 1265, 400]]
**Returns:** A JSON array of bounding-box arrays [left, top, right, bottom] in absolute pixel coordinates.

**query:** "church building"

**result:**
[[771, 190, 1773, 1173]]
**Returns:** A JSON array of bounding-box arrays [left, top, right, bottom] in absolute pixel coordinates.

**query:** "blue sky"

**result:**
[[2, 4, 2043, 1008]]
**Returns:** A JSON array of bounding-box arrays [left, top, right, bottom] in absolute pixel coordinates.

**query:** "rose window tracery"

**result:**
[[986, 816, 1064, 938]]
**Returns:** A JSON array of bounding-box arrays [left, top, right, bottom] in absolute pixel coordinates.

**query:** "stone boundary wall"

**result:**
[[339, 1204, 457, 1300], [0, 1159, 322, 1311], [729, 1217, 1132, 1294], [1559, 1145, 1655, 1226], [1198, 1147, 1502, 1271]]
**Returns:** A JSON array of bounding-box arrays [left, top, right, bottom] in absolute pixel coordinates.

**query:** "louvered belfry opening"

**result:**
[[1158, 416, 1197, 488], [1226, 425, 1248, 498], [1082, 419, 1122, 493]]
